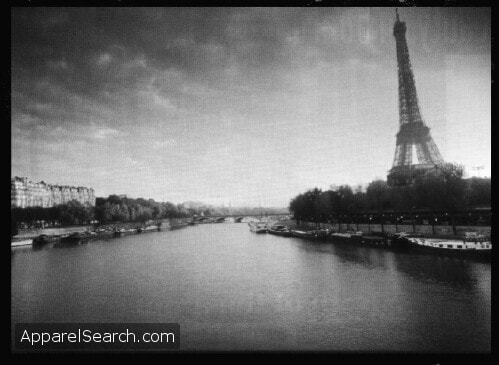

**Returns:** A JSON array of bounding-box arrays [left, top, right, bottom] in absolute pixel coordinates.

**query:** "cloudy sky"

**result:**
[[11, 7, 490, 207]]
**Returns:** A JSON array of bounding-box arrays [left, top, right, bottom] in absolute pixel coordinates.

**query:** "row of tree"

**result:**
[[94, 195, 193, 224], [11, 200, 96, 229], [94, 196, 288, 223], [180, 201, 288, 216], [289, 163, 490, 223], [11, 195, 196, 229], [12, 192, 291, 230]]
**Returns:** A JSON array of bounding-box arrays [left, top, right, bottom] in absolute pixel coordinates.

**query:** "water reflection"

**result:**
[[291, 236, 490, 352], [293, 237, 489, 290]]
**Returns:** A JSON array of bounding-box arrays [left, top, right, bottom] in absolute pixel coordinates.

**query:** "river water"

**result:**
[[11, 223, 491, 352]]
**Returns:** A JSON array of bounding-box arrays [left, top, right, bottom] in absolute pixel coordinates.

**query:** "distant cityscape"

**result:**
[[11, 176, 96, 208], [10, 176, 288, 216]]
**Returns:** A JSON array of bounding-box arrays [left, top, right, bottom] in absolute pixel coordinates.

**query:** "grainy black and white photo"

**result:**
[[11, 5, 491, 355]]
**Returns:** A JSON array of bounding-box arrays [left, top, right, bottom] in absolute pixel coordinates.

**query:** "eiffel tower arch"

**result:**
[[387, 9, 444, 186]]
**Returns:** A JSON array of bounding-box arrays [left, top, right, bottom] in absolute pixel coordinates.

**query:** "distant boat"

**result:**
[[329, 231, 363, 243], [170, 223, 188, 230], [249, 222, 267, 233], [33, 234, 61, 245], [291, 230, 319, 239], [360, 231, 393, 246], [61, 231, 98, 242], [11, 239, 33, 247], [267, 225, 292, 237], [94, 229, 115, 238]]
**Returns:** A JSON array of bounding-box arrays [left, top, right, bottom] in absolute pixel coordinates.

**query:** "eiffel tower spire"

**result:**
[[387, 9, 445, 186]]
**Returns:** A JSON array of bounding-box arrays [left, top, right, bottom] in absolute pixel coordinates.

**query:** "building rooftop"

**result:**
[[11, 176, 94, 191]]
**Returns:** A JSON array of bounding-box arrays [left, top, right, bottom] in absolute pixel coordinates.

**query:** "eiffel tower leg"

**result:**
[[415, 143, 430, 165], [393, 144, 404, 166], [426, 138, 444, 164], [403, 143, 412, 165]]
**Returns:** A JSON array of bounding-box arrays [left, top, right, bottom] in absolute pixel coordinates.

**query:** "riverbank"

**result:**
[[283, 220, 491, 240], [11, 218, 193, 243], [14, 225, 93, 240], [13, 216, 285, 240]]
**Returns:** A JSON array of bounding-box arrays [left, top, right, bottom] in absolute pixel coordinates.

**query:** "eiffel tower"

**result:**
[[387, 9, 444, 186]]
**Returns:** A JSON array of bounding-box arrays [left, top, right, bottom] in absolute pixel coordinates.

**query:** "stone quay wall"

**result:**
[[299, 221, 491, 237]]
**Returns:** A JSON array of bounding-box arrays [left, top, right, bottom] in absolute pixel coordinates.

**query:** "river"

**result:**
[[11, 223, 491, 352]]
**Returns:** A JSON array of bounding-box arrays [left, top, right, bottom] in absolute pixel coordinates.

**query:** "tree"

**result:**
[[57, 200, 94, 225], [333, 185, 355, 215], [366, 180, 391, 212], [96, 202, 114, 223], [107, 195, 123, 205], [117, 204, 130, 222], [413, 163, 466, 212], [289, 188, 322, 222], [315, 190, 335, 222], [135, 205, 153, 223], [464, 177, 491, 208], [152, 204, 163, 220]]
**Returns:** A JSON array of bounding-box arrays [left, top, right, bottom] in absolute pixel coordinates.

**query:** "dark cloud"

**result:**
[[12, 8, 342, 100], [11, 6, 490, 136], [11, 7, 490, 114], [11, 7, 490, 204]]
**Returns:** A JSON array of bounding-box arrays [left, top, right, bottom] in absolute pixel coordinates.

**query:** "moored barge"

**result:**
[[249, 222, 268, 233], [328, 231, 363, 243], [290, 229, 329, 240], [33, 234, 61, 246], [404, 233, 491, 258], [267, 225, 293, 237]]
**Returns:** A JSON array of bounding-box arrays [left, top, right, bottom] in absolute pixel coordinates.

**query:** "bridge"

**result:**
[[193, 214, 292, 223]]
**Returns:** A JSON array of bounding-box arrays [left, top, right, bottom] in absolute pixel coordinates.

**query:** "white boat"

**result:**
[[249, 222, 267, 233], [11, 239, 33, 247], [329, 231, 363, 242], [331, 232, 352, 239], [407, 235, 491, 257]]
